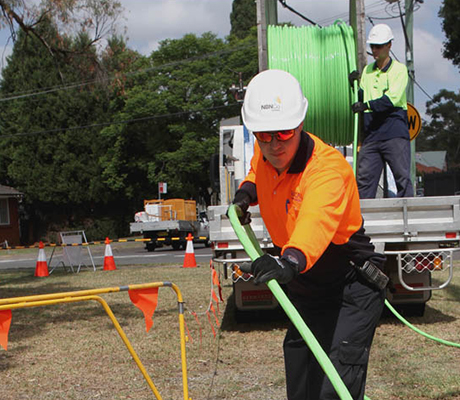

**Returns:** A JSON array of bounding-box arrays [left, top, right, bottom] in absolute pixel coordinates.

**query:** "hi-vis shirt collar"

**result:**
[[372, 57, 392, 72], [262, 131, 315, 174]]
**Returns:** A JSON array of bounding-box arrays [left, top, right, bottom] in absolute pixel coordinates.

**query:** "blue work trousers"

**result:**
[[357, 138, 414, 199]]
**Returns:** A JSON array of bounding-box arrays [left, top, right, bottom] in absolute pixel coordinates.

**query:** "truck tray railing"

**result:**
[[386, 247, 458, 292], [212, 256, 252, 280]]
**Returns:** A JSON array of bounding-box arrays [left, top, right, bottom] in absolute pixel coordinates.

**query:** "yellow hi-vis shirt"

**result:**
[[243, 132, 363, 273]]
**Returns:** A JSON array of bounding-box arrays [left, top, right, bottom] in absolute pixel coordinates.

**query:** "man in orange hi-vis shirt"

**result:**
[[232, 69, 387, 400]]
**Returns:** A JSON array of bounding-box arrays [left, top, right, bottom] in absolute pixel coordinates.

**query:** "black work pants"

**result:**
[[283, 279, 385, 400]]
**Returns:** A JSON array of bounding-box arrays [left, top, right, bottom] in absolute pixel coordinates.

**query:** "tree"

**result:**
[[0, 20, 138, 238], [230, 0, 257, 39], [0, 22, 259, 240], [0, 0, 122, 51], [100, 32, 258, 208], [417, 89, 460, 168], [0, 0, 123, 80], [439, 0, 460, 68]]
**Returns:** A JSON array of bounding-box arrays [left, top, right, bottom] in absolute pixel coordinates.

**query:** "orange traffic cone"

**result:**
[[103, 237, 117, 271], [34, 241, 49, 277], [183, 233, 197, 268]]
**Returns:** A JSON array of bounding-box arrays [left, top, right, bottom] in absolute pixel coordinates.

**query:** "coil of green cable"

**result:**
[[267, 21, 357, 146]]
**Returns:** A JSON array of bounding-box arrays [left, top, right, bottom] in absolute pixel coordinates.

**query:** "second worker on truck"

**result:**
[[351, 23, 414, 199]]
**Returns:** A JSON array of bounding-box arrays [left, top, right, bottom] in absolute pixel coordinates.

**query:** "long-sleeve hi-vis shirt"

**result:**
[[243, 132, 382, 299], [360, 58, 409, 143]]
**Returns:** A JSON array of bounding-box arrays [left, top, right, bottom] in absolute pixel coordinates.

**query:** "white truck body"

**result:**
[[208, 125, 460, 317], [130, 208, 209, 252]]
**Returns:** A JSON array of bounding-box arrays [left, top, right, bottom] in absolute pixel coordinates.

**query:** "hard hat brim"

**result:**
[[366, 39, 393, 45]]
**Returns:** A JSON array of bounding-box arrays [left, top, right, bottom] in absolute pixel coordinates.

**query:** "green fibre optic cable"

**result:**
[[384, 300, 460, 348]]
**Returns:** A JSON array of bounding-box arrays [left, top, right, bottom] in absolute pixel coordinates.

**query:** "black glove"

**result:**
[[348, 70, 360, 88], [352, 101, 369, 113], [250, 254, 299, 285], [229, 189, 252, 225]]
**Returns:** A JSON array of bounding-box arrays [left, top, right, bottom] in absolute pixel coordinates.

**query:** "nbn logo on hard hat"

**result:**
[[260, 103, 281, 111]]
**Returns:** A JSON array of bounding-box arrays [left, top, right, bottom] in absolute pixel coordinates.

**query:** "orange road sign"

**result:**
[[407, 102, 422, 141]]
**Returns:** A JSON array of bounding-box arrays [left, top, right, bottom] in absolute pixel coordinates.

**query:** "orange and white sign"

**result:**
[[407, 102, 422, 141]]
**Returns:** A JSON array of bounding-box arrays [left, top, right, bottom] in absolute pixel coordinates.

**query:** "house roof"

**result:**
[[0, 184, 23, 197], [415, 151, 447, 171]]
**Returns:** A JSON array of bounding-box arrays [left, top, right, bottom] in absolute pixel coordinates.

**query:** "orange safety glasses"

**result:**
[[253, 128, 297, 143]]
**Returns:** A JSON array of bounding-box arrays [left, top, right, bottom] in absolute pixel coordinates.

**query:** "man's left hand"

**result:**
[[250, 254, 299, 285]]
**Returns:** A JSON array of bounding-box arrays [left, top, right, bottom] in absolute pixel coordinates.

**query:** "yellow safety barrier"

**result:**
[[0, 282, 191, 400]]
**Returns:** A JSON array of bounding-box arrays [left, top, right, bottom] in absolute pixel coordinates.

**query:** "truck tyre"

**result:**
[[146, 242, 156, 252], [172, 242, 181, 251], [399, 303, 426, 317]]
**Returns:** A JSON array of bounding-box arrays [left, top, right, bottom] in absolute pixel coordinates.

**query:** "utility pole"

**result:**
[[257, 0, 278, 72], [266, 0, 278, 25], [349, 0, 367, 73], [405, 0, 416, 191], [256, 0, 268, 72]]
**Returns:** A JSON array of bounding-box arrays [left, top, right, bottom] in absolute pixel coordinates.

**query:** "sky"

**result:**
[[1, 0, 459, 120]]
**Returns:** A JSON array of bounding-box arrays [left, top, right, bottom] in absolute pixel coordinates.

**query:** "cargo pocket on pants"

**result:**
[[338, 341, 369, 398]]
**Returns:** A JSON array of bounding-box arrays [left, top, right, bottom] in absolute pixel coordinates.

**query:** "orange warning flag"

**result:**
[[210, 302, 220, 328], [0, 310, 12, 351], [211, 267, 224, 302], [206, 311, 216, 338], [128, 287, 159, 332]]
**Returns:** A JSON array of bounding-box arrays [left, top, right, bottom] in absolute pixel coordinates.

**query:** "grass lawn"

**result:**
[[0, 261, 459, 400]]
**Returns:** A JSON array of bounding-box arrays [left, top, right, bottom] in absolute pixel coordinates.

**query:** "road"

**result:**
[[0, 241, 458, 271], [0, 242, 214, 270]]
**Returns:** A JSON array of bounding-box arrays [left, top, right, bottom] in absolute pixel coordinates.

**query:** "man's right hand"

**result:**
[[228, 189, 252, 225], [352, 101, 369, 113]]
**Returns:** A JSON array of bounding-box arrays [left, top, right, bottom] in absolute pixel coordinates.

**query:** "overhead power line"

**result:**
[[0, 103, 240, 139], [0, 44, 256, 103], [278, 0, 321, 27]]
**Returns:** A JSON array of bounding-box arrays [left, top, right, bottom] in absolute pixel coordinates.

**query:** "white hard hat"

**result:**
[[367, 24, 394, 45], [242, 69, 308, 132]]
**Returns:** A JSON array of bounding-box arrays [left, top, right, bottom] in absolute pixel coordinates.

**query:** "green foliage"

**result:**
[[230, 0, 257, 39], [417, 89, 460, 168], [0, 24, 109, 204], [0, 14, 259, 241], [439, 0, 460, 68], [0, 19, 139, 238], [100, 32, 257, 208]]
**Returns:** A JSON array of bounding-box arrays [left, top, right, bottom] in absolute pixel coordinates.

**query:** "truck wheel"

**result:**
[[235, 309, 252, 323], [399, 303, 426, 317], [171, 242, 181, 251], [146, 242, 156, 252]]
